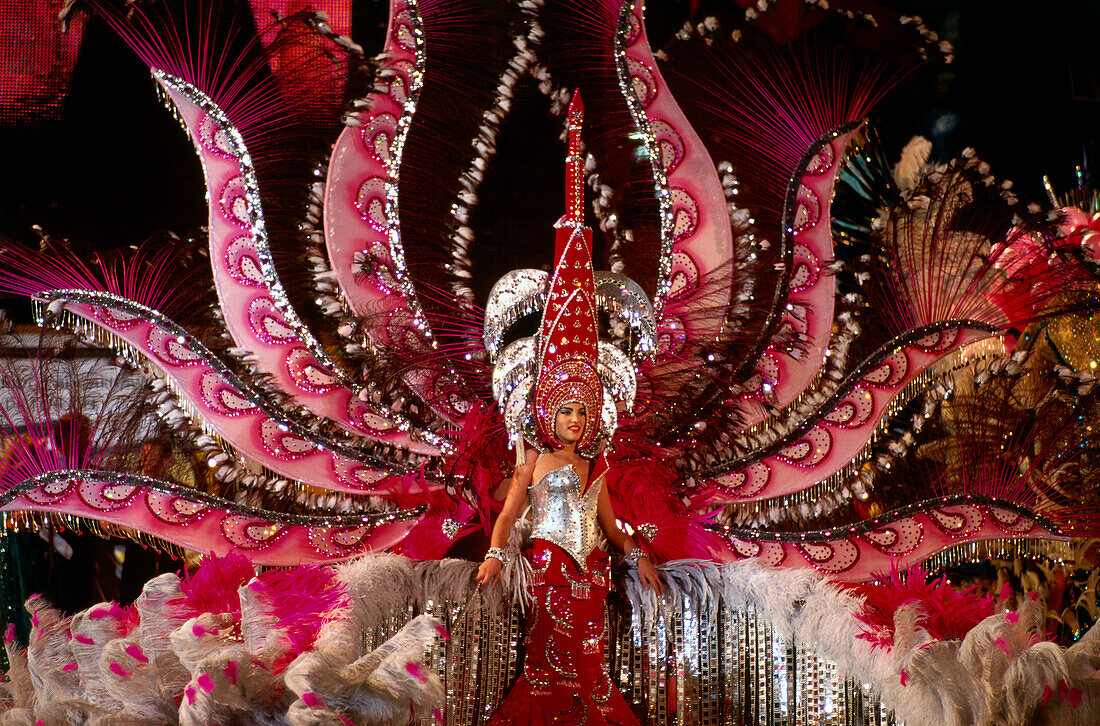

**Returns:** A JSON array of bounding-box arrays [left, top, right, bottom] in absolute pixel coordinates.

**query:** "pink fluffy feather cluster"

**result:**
[[605, 440, 729, 562], [172, 552, 349, 663], [844, 564, 995, 650], [172, 552, 257, 620], [248, 565, 350, 656]]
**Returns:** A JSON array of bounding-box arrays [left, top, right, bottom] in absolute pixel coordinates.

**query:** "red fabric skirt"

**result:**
[[488, 540, 640, 725]]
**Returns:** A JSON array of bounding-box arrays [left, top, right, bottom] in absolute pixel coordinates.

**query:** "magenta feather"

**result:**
[[395, 490, 477, 561], [405, 661, 427, 683], [108, 662, 131, 679], [92, 603, 140, 638], [445, 401, 510, 524], [606, 441, 729, 561], [173, 552, 255, 620], [845, 564, 994, 651], [123, 644, 148, 664], [223, 659, 238, 686], [196, 672, 215, 693], [0, 237, 200, 320], [397, 402, 510, 559], [249, 564, 349, 658]]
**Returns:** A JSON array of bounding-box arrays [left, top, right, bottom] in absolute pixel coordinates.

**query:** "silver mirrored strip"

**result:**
[[381, 1, 435, 347], [705, 320, 999, 477], [709, 494, 1063, 543], [614, 1, 674, 319]]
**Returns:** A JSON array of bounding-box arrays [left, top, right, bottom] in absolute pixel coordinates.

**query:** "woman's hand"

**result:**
[[637, 555, 663, 595], [476, 557, 502, 590]]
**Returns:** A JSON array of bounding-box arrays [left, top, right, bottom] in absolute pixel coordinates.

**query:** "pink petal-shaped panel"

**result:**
[[618, 4, 732, 335], [38, 292, 428, 497], [716, 497, 1062, 582], [2, 472, 419, 566], [153, 71, 437, 455], [324, 1, 417, 329], [738, 130, 854, 416], [706, 326, 997, 502]]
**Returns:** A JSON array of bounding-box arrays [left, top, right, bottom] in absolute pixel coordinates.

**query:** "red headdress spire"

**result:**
[[533, 90, 603, 451], [565, 91, 585, 228]]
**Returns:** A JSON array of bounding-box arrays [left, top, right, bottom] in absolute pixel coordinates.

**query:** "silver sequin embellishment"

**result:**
[[529, 465, 605, 571]]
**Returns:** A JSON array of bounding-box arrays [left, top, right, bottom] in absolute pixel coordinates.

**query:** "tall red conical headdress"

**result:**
[[532, 91, 603, 450]]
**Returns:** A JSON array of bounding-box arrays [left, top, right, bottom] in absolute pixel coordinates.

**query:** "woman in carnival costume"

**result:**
[[475, 91, 662, 725]]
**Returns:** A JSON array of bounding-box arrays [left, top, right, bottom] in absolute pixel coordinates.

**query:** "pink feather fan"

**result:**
[[396, 402, 509, 559], [172, 552, 256, 622]]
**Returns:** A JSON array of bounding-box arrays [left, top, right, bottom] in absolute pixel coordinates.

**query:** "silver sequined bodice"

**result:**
[[529, 464, 605, 571]]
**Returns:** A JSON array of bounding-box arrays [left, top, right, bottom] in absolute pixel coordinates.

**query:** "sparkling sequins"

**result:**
[[3, 470, 421, 558], [529, 466, 605, 572]]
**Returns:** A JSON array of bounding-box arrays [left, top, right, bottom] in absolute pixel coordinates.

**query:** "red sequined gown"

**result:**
[[488, 464, 640, 725]]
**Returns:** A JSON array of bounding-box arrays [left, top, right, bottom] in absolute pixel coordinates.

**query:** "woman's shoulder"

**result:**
[[590, 451, 609, 481]]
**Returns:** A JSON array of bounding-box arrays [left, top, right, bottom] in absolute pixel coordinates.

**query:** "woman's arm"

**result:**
[[475, 448, 537, 590], [597, 479, 663, 594]]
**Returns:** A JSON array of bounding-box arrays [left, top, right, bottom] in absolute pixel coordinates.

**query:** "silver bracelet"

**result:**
[[484, 547, 509, 565], [626, 546, 648, 566]]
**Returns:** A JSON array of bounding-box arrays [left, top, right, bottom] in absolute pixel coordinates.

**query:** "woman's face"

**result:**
[[554, 402, 587, 447]]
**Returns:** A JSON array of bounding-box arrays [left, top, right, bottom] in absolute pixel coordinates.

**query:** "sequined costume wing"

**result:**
[[0, 0, 1095, 584]]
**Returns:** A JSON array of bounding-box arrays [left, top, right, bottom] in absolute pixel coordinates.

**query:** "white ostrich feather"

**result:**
[[0, 708, 36, 726], [31, 697, 97, 725], [500, 517, 533, 610], [719, 561, 819, 638], [131, 574, 187, 659], [893, 136, 933, 191], [169, 613, 239, 675], [97, 637, 184, 725], [1066, 612, 1100, 672], [69, 605, 131, 712], [3, 640, 35, 714], [313, 554, 416, 663], [790, 577, 881, 685], [177, 646, 290, 726], [621, 569, 658, 631], [284, 614, 444, 726], [24, 597, 80, 706], [411, 559, 478, 612], [660, 560, 723, 619], [893, 639, 976, 726], [237, 581, 292, 664], [996, 641, 1069, 726]]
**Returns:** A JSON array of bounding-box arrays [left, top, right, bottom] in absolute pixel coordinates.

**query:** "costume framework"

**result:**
[[1, 0, 1100, 723]]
